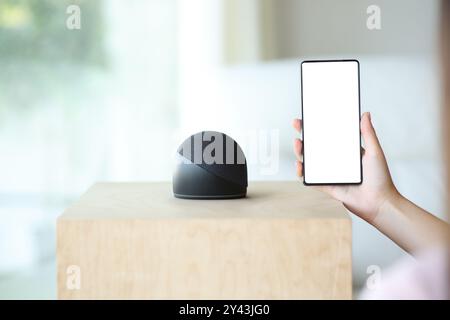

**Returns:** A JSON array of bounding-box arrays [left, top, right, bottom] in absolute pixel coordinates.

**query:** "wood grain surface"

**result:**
[[57, 182, 352, 299]]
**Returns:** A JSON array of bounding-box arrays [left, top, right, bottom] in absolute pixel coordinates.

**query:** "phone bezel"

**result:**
[[300, 59, 363, 186]]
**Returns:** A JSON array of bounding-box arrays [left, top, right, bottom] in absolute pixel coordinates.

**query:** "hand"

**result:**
[[293, 112, 401, 224]]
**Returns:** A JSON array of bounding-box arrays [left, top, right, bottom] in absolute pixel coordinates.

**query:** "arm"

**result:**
[[293, 112, 449, 255], [373, 193, 449, 254]]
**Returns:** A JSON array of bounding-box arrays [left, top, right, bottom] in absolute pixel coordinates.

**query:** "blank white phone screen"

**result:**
[[301, 60, 361, 184]]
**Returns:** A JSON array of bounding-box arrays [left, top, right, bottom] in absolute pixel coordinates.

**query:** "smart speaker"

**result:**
[[173, 131, 247, 199]]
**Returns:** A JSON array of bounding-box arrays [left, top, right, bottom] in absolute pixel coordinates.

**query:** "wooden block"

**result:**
[[57, 182, 351, 299]]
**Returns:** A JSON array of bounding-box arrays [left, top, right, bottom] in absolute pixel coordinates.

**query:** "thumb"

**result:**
[[361, 112, 382, 155]]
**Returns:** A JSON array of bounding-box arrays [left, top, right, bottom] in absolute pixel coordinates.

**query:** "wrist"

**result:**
[[372, 188, 404, 227]]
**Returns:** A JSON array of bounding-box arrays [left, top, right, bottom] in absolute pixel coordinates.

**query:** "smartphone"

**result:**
[[300, 59, 362, 185]]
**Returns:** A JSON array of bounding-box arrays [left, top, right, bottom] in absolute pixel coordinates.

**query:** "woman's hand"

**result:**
[[293, 112, 400, 224], [293, 112, 449, 255]]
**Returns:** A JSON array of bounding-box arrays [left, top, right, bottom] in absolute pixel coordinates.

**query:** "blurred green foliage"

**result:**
[[0, 0, 106, 114], [0, 0, 105, 65]]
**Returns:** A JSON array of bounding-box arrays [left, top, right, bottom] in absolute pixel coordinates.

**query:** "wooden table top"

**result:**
[[59, 181, 349, 220]]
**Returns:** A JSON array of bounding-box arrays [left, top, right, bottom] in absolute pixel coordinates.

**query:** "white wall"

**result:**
[[272, 0, 440, 58]]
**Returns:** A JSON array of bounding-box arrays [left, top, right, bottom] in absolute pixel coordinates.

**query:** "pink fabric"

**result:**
[[360, 248, 449, 300]]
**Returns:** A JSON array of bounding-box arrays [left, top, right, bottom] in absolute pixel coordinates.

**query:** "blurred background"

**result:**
[[0, 0, 445, 299]]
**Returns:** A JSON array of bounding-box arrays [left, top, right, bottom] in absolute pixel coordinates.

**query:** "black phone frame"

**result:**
[[300, 59, 363, 186]]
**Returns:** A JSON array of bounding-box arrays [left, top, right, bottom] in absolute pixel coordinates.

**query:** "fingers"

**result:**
[[294, 139, 303, 177], [292, 118, 302, 133], [296, 160, 303, 177], [293, 119, 303, 178], [361, 112, 382, 155], [293, 138, 303, 161]]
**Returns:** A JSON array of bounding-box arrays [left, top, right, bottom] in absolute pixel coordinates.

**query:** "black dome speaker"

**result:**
[[173, 131, 248, 199]]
